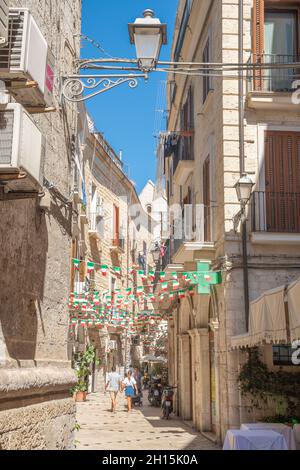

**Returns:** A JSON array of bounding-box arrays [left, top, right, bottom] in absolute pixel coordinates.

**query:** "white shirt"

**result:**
[[123, 377, 136, 387]]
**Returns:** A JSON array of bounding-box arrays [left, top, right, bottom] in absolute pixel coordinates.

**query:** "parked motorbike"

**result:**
[[161, 386, 176, 419], [148, 377, 162, 407]]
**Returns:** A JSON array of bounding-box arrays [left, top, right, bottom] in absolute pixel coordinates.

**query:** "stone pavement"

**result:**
[[75, 391, 220, 450]]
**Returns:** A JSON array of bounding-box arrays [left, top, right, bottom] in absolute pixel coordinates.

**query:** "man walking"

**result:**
[[105, 366, 121, 413]]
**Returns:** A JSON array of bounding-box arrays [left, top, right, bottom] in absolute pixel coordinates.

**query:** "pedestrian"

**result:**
[[122, 370, 137, 412], [105, 366, 121, 413], [133, 367, 142, 393]]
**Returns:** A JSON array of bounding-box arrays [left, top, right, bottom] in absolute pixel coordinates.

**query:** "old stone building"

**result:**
[[161, 0, 300, 443], [0, 0, 81, 449]]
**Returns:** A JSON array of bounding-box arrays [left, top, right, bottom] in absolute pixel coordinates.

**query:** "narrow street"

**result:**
[[75, 393, 220, 451]]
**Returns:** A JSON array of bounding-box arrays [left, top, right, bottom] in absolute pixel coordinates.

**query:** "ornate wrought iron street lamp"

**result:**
[[61, 9, 167, 102]]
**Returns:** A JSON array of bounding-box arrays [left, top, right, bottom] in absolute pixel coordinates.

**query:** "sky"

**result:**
[[81, 0, 177, 193]]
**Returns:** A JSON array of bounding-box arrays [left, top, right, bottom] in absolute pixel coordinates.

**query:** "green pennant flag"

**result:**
[[113, 266, 121, 275]]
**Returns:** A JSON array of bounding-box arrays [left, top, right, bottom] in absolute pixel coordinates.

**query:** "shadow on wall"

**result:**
[[0, 200, 48, 361]]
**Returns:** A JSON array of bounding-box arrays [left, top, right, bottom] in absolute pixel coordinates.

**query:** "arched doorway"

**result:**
[[178, 297, 193, 421], [208, 295, 219, 435]]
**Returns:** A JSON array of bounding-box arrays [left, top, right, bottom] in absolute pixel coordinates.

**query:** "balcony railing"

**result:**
[[251, 191, 300, 233], [173, 135, 194, 175], [247, 54, 300, 93]]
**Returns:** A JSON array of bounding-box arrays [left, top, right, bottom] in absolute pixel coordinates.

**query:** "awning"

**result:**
[[231, 286, 287, 349], [287, 278, 300, 342]]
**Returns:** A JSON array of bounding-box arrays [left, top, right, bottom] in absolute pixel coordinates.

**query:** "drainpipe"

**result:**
[[238, 0, 250, 330]]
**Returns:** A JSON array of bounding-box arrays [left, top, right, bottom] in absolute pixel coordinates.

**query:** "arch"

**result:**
[[178, 296, 194, 333]]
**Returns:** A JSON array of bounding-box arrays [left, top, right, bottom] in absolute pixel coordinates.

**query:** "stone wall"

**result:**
[[0, 0, 81, 449]]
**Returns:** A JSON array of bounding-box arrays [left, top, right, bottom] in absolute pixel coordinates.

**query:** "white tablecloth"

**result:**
[[223, 430, 288, 450], [241, 423, 296, 450]]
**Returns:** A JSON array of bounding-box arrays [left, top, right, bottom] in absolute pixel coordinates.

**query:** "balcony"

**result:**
[[246, 54, 300, 111], [88, 212, 102, 240], [173, 136, 194, 185], [110, 237, 125, 253], [251, 191, 300, 245]]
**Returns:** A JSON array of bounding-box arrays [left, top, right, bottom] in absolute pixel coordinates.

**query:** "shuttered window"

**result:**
[[0, 0, 9, 46], [252, 1, 300, 91], [265, 130, 300, 232], [203, 156, 211, 241], [113, 204, 120, 246], [202, 38, 211, 103]]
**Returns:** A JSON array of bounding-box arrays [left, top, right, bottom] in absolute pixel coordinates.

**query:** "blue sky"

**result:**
[[82, 0, 177, 193]]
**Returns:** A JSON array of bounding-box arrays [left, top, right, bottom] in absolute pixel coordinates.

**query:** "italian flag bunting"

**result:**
[[188, 286, 195, 297], [171, 272, 178, 280], [125, 287, 132, 295], [148, 271, 155, 281], [159, 272, 166, 282], [100, 265, 108, 276], [161, 281, 168, 291], [113, 266, 121, 276], [172, 280, 180, 290], [178, 290, 185, 299], [87, 262, 95, 274], [138, 270, 147, 281], [73, 259, 80, 270], [169, 292, 175, 300], [137, 286, 144, 296]]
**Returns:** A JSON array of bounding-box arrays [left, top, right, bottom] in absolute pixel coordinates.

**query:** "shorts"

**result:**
[[109, 390, 118, 399], [125, 386, 135, 398]]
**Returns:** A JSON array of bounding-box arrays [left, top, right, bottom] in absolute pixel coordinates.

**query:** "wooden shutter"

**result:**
[[265, 131, 300, 232], [0, 0, 9, 47], [203, 156, 211, 241], [113, 204, 120, 246], [253, 0, 265, 90]]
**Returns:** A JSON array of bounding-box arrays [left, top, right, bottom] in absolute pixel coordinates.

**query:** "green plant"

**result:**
[[238, 348, 300, 417], [71, 345, 99, 394]]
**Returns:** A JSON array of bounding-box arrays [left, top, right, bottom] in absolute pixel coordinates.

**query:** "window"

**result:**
[[203, 156, 211, 241], [273, 345, 295, 366], [253, 0, 300, 91], [264, 130, 300, 232], [113, 204, 120, 246], [202, 38, 211, 103], [174, 0, 191, 61]]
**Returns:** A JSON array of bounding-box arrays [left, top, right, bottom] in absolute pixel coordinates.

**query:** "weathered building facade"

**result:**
[[0, 0, 81, 449], [162, 0, 300, 443]]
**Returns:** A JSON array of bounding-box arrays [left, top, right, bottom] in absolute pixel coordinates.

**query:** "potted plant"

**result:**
[[71, 345, 100, 402]]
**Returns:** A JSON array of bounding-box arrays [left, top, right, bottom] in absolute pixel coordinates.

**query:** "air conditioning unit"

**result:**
[[0, 8, 55, 107], [0, 103, 43, 191], [0, 0, 9, 47]]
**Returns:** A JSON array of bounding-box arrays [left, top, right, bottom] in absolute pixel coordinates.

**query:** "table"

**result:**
[[223, 429, 288, 450], [241, 423, 296, 450]]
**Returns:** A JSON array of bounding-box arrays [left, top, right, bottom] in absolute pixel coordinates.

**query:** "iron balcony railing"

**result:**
[[247, 54, 300, 93], [173, 135, 194, 175], [251, 191, 300, 233]]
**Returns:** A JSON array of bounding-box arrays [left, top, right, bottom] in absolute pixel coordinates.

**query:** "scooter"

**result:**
[[161, 386, 176, 419], [148, 378, 162, 407]]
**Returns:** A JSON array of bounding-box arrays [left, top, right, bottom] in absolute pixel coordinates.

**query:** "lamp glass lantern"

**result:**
[[151, 243, 161, 264], [235, 173, 254, 205], [128, 9, 167, 71]]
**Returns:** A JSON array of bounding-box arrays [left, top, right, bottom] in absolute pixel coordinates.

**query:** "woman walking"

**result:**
[[122, 370, 137, 412]]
